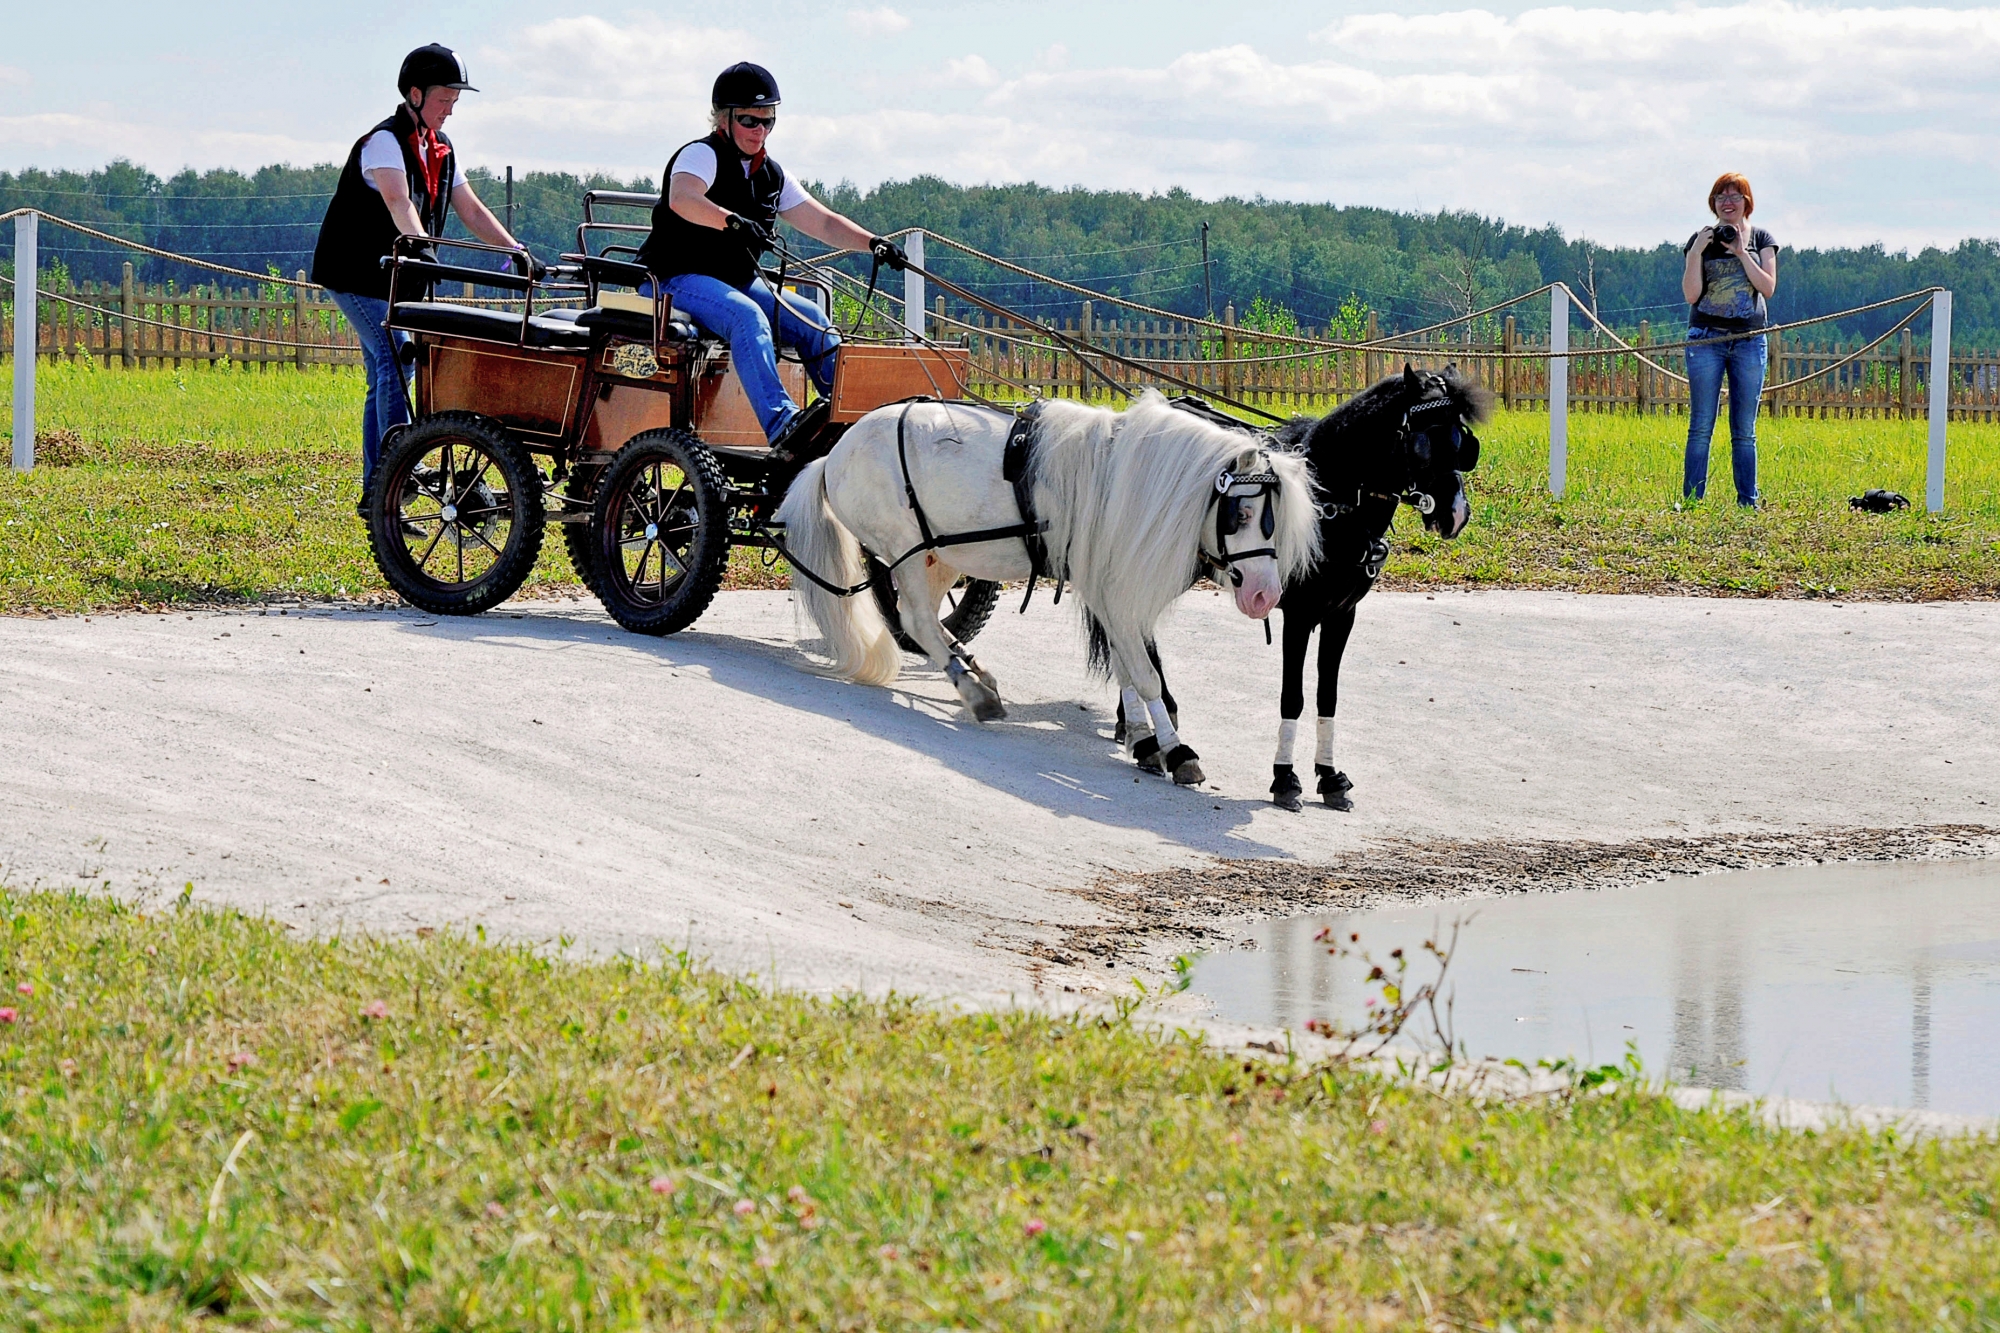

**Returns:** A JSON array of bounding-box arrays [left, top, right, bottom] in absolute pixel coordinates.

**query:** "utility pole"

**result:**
[[1200, 220, 1213, 317]]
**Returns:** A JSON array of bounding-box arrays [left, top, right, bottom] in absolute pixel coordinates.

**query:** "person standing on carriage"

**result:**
[[311, 42, 538, 516], [635, 62, 910, 460]]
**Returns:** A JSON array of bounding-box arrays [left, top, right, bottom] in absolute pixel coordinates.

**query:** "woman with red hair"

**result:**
[[1680, 172, 1778, 506]]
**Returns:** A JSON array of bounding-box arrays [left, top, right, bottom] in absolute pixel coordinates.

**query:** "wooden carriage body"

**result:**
[[364, 191, 979, 635]]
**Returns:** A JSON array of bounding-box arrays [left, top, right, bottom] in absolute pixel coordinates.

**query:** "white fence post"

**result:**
[[1548, 283, 1568, 498], [1926, 288, 1952, 513], [11, 210, 34, 472], [903, 230, 925, 341]]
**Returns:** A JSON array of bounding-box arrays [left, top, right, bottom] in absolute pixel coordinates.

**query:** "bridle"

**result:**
[[1315, 376, 1477, 520], [1201, 461, 1282, 588]]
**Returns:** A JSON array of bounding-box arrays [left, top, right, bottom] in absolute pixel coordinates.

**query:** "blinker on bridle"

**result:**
[[1207, 466, 1281, 588]]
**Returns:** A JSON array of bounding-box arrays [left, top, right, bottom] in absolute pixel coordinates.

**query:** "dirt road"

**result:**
[[3, 588, 1995, 1000]]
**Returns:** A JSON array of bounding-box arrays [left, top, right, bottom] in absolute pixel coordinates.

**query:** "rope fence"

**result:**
[[3, 208, 1969, 509]]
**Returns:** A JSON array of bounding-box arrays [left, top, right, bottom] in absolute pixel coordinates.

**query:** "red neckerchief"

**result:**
[[744, 146, 767, 175], [407, 123, 446, 202]]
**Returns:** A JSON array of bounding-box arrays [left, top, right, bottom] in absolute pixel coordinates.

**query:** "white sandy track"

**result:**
[[2, 588, 1996, 1003]]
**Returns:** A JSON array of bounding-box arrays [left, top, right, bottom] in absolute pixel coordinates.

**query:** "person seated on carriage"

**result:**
[[312, 43, 540, 516], [635, 62, 910, 460]]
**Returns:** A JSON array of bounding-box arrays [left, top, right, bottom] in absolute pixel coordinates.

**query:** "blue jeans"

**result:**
[[328, 290, 411, 490], [643, 273, 839, 441], [1683, 328, 1766, 506]]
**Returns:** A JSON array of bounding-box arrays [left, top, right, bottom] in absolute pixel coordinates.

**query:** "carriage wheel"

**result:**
[[867, 557, 1004, 655], [558, 462, 604, 586], [588, 428, 731, 635], [367, 412, 545, 616]]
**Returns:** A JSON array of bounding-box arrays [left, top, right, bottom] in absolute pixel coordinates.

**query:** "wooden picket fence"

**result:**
[[10, 279, 2000, 421], [3, 267, 363, 369], [944, 305, 2000, 422]]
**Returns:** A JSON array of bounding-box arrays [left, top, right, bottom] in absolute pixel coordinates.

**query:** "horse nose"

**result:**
[[1245, 586, 1277, 618]]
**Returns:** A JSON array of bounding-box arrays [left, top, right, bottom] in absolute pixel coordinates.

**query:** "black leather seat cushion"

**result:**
[[573, 307, 703, 343], [390, 302, 593, 350]]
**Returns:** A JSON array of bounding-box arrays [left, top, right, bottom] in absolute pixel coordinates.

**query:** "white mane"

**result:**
[[1030, 389, 1320, 648]]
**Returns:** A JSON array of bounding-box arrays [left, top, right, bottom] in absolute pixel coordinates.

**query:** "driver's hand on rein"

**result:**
[[512, 249, 548, 282], [870, 236, 910, 271], [725, 213, 775, 253]]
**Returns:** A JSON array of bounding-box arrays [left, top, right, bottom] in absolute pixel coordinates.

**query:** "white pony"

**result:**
[[774, 390, 1320, 784]]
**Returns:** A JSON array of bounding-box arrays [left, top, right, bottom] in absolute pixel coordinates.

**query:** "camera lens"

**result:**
[[1715, 223, 1738, 246]]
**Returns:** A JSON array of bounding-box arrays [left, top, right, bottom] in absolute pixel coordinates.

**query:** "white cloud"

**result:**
[[0, 111, 344, 175], [454, 5, 2000, 249], [943, 55, 1001, 89], [31, 6, 1988, 253], [845, 7, 912, 37]]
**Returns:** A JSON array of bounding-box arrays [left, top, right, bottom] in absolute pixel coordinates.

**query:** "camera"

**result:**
[[1714, 223, 1739, 247]]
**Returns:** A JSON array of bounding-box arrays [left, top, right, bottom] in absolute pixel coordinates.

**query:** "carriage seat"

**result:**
[[389, 302, 594, 350]]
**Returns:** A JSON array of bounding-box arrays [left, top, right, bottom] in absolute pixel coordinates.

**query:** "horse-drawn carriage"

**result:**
[[363, 190, 1001, 645]]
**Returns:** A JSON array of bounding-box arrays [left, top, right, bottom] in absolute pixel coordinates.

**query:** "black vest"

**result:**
[[637, 132, 786, 288], [310, 106, 456, 300]]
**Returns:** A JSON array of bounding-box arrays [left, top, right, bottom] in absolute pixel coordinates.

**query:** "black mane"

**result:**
[[1287, 364, 1493, 480]]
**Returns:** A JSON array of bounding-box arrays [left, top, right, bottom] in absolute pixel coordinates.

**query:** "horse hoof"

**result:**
[[1172, 760, 1206, 786], [1271, 766, 1303, 811], [1273, 792, 1302, 811], [1137, 753, 1166, 775], [1322, 790, 1354, 812], [971, 697, 1008, 723]]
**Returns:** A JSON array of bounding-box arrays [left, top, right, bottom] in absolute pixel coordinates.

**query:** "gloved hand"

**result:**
[[869, 235, 910, 271], [511, 248, 549, 282], [408, 239, 440, 265], [724, 213, 775, 254]]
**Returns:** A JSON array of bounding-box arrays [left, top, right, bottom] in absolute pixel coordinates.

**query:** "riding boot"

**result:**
[[1315, 763, 1354, 812], [1270, 764, 1303, 812]]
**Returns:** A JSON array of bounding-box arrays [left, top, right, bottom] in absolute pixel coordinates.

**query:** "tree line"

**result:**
[[4, 160, 1993, 345]]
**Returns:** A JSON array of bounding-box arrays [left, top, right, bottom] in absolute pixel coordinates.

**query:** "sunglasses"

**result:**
[[732, 113, 777, 130]]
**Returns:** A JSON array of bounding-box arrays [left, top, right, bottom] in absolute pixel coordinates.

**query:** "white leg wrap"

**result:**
[[1146, 698, 1181, 753], [1315, 717, 1336, 767], [1121, 687, 1150, 734], [1275, 718, 1299, 766]]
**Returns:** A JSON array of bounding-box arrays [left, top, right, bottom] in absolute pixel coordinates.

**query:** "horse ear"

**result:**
[[1402, 362, 1420, 386]]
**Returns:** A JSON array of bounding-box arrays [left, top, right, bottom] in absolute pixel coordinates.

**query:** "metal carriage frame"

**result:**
[[362, 190, 999, 642]]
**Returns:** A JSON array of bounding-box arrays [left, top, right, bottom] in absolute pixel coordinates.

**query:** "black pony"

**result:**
[[1265, 365, 1490, 809]]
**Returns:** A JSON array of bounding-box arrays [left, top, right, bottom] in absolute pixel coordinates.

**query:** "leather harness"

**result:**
[[767, 395, 1282, 607]]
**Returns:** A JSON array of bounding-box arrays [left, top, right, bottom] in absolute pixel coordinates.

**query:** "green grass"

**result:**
[[2, 363, 1996, 613], [3, 889, 1998, 1329], [1390, 408, 2000, 598]]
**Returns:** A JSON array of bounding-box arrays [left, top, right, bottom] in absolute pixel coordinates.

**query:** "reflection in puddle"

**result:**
[[1189, 859, 2000, 1117]]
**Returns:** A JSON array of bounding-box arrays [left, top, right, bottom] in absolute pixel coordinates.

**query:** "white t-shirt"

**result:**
[[670, 140, 812, 212], [359, 129, 467, 194]]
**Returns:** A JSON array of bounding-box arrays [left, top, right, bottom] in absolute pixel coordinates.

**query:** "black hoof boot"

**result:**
[[1270, 764, 1303, 812], [1316, 764, 1354, 812], [1132, 735, 1166, 775]]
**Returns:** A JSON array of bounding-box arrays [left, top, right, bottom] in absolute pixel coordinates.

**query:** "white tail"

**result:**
[[774, 458, 903, 686]]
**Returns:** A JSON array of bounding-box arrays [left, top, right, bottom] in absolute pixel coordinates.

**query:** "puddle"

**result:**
[[1190, 858, 2000, 1117]]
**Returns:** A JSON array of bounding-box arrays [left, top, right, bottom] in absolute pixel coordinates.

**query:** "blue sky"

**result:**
[[4, 1, 1996, 251]]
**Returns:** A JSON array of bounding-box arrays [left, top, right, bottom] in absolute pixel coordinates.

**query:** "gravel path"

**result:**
[[3, 588, 1996, 1002]]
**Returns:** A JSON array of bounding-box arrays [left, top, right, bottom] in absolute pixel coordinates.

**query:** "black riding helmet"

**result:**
[[398, 43, 477, 96], [712, 61, 780, 108]]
